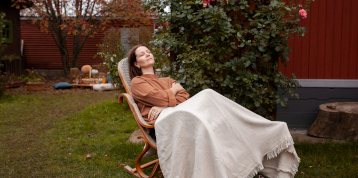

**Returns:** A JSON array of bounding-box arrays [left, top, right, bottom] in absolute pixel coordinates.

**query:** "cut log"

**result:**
[[307, 102, 358, 141]]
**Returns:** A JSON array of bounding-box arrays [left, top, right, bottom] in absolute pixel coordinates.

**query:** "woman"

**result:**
[[129, 44, 300, 178]]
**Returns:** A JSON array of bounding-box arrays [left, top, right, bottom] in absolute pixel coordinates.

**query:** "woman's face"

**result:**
[[134, 46, 155, 69]]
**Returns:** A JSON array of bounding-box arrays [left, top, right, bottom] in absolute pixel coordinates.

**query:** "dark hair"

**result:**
[[128, 44, 156, 80]]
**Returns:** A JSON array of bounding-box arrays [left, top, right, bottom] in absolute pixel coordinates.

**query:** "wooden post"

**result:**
[[69, 68, 79, 84]]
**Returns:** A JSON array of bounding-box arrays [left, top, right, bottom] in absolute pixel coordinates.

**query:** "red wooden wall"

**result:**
[[21, 20, 106, 69], [279, 0, 358, 79]]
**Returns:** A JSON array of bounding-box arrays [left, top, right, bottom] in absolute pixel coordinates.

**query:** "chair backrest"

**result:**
[[118, 58, 133, 96], [118, 58, 157, 148]]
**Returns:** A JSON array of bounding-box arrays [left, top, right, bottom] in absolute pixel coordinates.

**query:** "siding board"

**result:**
[[351, 0, 358, 79], [301, 15, 310, 79], [316, 0, 326, 79], [292, 35, 301, 79], [286, 38, 294, 78], [332, 0, 343, 79], [340, 0, 351, 79], [324, 0, 335, 79], [308, 0, 318, 79]]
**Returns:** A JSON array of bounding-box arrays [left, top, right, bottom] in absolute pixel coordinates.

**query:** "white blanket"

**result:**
[[155, 89, 300, 178]]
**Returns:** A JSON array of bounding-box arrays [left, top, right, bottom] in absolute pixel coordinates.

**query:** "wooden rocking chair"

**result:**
[[117, 58, 160, 178]]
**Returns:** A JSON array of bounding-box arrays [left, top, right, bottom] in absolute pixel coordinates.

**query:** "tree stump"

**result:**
[[307, 102, 358, 141]]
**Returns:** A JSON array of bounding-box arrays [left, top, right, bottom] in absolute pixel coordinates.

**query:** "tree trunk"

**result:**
[[72, 35, 81, 68], [61, 53, 70, 77], [71, 50, 79, 68], [47, 20, 70, 78], [307, 102, 358, 141], [59, 45, 70, 77]]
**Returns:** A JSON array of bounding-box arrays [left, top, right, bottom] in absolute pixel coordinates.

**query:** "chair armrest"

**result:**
[[118, 93, 154, 129]]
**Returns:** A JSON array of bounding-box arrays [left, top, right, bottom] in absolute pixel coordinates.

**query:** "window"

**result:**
[[1, 20, 12, 44]]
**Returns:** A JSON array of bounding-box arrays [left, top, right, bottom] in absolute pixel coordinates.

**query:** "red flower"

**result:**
[[299, 9, 307, 19]]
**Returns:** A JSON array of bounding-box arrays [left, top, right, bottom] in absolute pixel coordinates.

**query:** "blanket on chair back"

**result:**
[[155, 89, 300, 178]]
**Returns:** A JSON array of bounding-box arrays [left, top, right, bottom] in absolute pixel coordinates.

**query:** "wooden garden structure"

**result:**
[[0, 0, 33, 75]]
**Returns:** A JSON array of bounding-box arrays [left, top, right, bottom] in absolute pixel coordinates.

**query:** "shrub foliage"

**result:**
[[147, 0, 313, 119]]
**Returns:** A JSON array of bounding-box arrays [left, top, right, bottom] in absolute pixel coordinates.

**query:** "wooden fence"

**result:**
[[0, 56, 26, 76]]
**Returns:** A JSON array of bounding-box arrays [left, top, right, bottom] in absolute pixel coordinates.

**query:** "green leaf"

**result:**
[[237, 32, 242, 38], [253, 13, 261, 18], [275, 46, 280, 52], [184, 1, 194, 5], [187, 14, 193, 20], [280, 101, 286, 107], [270, 0, 278, 7], [244, 60, 251, 67], [259, 46, 265, 52]]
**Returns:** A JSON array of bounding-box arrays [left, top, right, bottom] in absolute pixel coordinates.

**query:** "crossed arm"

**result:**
[[131, 78, 189, 122], [147, 82, 184, 120]]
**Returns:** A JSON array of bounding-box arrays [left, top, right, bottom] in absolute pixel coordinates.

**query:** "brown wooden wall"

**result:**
[[21, 20, 105, 69], [279, 0, 358, 79]]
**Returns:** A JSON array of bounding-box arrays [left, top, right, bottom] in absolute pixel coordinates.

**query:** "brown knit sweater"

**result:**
[[131, 74, 190, 125]]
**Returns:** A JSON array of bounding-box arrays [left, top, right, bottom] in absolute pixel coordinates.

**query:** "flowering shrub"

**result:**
[[147, 0, 314, 119]]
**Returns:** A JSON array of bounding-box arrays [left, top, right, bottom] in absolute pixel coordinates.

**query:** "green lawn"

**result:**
[[0, 92, 357, 177], [0, 91, 155, 177]]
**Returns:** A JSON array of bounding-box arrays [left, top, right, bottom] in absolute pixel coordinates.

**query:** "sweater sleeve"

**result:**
[[169, 78, 190, 104], [131, 78, 177, 107]]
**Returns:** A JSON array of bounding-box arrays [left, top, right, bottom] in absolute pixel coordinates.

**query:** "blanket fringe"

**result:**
[[246, 137, 301, 178], [246, 163, 264, 178], [266, 137, 301, 176]]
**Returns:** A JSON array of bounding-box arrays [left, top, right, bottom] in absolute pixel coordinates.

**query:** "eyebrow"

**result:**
[[137, 50, 150, 55]]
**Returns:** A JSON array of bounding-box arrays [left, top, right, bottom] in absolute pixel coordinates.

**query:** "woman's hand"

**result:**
[[148, 106, 166, 121], [170, 82, 184, 95]]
